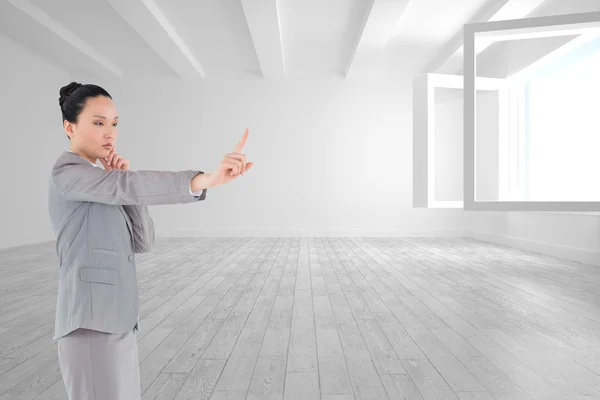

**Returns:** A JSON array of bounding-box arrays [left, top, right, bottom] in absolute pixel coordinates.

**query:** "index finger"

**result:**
[[233, 128, 249, 153]]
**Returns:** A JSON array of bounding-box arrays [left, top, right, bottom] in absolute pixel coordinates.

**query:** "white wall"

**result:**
[[96, 73, 469, 238], [0, 33, 470, 249], [0, 34, 71, 249], [466, 0, 600, 267]]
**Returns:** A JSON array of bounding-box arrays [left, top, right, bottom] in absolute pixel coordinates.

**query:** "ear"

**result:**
[[64, 121, 73, 139]]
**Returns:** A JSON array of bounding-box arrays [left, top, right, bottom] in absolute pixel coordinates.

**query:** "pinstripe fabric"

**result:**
[[49, 150, 207, 340]]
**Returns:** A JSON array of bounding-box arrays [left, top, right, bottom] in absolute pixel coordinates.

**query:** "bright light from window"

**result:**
[[522, 37, 600, 201]]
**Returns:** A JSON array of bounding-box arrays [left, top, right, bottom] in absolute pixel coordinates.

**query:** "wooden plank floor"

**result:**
[[1, 237, 600, 399]]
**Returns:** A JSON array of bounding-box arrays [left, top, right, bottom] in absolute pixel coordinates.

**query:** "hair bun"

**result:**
[[59, 82, 82, 108]]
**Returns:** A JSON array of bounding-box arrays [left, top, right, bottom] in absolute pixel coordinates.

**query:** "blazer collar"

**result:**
[[63, 150, 98, 167]]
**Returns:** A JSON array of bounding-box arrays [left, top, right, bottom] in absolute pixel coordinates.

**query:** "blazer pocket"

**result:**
[[79, 268, 119, 285], [91, 248, 118, 256]]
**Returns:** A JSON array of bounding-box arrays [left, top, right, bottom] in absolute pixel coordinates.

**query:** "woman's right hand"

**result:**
[[207, 128, 253, 188]]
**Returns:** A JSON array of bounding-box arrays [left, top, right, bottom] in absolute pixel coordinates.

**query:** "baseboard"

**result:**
[[10, 231, 597, 268], [467, 230, 600, 268], [159, 229, 472, 238], [11, 230, 597, 268]]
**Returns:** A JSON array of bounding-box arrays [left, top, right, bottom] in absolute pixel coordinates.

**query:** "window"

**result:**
[[412, 73, 504, 209], [519, 35, 600, 202], [464, 11, 600, 211]]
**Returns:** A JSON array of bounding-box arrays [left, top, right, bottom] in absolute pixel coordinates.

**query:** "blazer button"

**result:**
[[128, 255, 133, 262]]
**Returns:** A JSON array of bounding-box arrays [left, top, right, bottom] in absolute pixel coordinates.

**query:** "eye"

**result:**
[[113, 123, 118, 127], [95, 122, 103, 126]]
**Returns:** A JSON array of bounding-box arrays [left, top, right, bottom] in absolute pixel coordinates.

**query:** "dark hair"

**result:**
[[59, 82, 112, 140]]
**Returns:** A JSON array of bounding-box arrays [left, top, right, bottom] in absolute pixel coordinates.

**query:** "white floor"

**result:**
[[1, 237, 599, 399]]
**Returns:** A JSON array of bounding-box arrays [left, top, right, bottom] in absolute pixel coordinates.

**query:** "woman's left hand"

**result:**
[[99, 147, 130, 171]]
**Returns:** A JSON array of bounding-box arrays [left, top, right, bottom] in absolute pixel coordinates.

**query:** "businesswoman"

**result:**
[[50, 82, 253, 399]]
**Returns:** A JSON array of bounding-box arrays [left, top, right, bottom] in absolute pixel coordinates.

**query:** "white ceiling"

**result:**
[[0, 0, 560, 81], [393, 0, 491, 43]]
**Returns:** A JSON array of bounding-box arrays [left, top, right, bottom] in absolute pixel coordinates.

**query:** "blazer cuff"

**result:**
[[184, 171, 207, 201]]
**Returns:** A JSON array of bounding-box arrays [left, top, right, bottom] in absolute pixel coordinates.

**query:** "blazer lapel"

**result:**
[[117, 205, 134, 239]]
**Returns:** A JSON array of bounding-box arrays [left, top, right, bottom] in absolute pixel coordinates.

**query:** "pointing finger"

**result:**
[[233, 128, 249, 153]]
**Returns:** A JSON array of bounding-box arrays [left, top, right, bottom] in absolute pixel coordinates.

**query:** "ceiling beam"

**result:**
[[424, 0, 547, 73], [6, 0, 123, 79], [240, 0, 285, 79], [106, 0, 205, 81], [344, 0, 411, 78]]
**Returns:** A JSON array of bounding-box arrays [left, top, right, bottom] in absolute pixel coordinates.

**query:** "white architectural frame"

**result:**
[[413, 73, 505, 209], [464, 11, 600, 211]]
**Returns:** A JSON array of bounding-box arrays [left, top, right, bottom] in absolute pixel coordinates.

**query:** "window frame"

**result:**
[[413, 73, 505, 209], [463, 10, 600, 211]]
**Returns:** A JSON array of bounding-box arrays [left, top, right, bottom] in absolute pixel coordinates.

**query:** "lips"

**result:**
[[103, 144, 113, 148]]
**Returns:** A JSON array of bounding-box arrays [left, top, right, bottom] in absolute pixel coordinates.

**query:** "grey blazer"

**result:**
[[49, 150, 207, 340]]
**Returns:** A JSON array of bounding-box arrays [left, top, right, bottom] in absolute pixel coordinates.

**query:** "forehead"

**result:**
[[83, 96, 117, 117]]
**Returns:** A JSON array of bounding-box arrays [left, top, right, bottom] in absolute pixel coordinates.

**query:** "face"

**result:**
[[64, 95, 118, 163]]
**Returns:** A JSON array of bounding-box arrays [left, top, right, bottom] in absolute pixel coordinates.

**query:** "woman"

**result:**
[[50, 82, 253, 399]]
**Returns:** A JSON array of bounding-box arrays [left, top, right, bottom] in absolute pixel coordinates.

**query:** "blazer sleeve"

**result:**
[[122, 204, 155, 253], [51, 163, 208, 205]]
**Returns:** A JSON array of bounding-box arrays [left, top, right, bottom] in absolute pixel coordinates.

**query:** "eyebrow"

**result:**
[[93, 115, 118, 119]]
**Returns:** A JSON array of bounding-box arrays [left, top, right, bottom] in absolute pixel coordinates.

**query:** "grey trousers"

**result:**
[[57, 327, 141, 400]]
